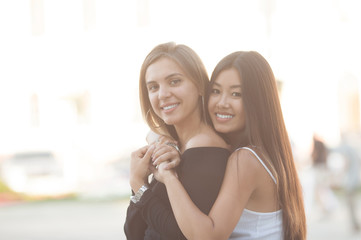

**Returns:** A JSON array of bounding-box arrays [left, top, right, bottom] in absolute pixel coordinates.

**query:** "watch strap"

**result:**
[[130, 185, 149, 203]]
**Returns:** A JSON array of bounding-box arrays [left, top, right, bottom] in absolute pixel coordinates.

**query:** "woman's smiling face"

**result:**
[[208, 68, 246, 134], [145, 57, 200, 126]]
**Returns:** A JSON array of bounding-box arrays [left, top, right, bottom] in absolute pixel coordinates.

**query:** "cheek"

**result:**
[[186, 87, 199, 102], [207, 97, 216, 112], [183, 87, 200, 108], [238, 105, 246, 127], [148, 94, 158, 111]]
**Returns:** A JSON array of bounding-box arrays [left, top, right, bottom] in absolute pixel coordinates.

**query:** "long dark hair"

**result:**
[[139, 42, 210, 140], [207, 51, 306, 240]]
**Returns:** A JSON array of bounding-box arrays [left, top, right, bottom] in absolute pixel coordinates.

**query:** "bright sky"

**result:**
[[0, 0, 360, 161]]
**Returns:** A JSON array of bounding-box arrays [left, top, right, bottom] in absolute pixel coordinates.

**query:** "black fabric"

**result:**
[[124, 147, 230, 240], [124, 200, 147, 240]]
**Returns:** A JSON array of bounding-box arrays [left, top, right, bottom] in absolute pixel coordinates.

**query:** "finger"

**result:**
[[158, 135, 177, 145], [152, 145, 170, 160], [132, 145, 149, 159], [157, 162, 168, 174], [152, 146, 178, 162], [139, 145, 150, 153], [149, 164, 157, 173], [131, 146, 147, 163], [163, 161, 174, 170], [153, 152, 179, 166], [165, 158, 180, 170], [152, 144, 175, 160], [142, 145, 155, 162], [150, 165, 159, 179]]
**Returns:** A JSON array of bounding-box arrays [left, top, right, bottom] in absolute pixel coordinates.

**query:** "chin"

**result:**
[[216, 125, 242, 134], [163, 118, 179, 126], [214, 126, 230, 134], [163, 120, 174, 125]]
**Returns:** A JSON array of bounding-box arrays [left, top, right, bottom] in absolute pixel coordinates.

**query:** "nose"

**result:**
[[216, 94, 230, 108], [158, 85, 171, 100]]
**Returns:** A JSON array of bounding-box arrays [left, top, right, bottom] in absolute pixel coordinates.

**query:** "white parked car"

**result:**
[[0, 151, 72, 197]]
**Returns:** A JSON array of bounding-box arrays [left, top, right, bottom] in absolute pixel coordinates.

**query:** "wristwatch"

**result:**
[[131, 185, 149, 203]]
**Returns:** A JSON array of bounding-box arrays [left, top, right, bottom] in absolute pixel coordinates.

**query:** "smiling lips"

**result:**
[[215, 113, 234, 121], [161, 103, 179, 112]]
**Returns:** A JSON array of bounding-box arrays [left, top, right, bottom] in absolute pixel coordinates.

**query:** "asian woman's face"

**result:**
[[208, 68, 246, 134], [145, 57, 200, 126]]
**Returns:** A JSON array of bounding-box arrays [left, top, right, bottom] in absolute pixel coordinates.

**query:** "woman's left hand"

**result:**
[[130, 145, 155, 192], [152, 141, 181, 170], [146, 131, 181, 170]]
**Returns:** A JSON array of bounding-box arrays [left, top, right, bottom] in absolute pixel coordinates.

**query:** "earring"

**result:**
[[145, 109, 151, 121], [201, 95, 207, 122]]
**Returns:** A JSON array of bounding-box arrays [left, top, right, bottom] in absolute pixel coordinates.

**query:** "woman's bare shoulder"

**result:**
[[228, 148, 264, 173], [186, 131, 229, 150]]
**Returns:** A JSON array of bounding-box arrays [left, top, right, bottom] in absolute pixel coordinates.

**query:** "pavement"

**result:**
[[307, 195, 361, 240], [0, 198, 129, 240], [0, 193, 360, 240]]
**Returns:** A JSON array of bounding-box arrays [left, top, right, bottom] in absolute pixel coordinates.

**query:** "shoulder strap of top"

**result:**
[[235, 147, 277, 184]]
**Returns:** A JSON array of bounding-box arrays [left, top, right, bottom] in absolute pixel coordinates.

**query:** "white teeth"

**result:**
[[163, 104, 178, 110], [216, 113, 233, 119]]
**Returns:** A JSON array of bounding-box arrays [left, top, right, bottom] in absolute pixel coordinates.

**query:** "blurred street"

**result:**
[[0, 192, 360, 240], [0, 198, 129, 240], [307, 192, 361, 240]]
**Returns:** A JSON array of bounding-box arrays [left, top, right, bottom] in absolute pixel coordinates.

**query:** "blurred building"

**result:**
[[0, 0, 360, 197]]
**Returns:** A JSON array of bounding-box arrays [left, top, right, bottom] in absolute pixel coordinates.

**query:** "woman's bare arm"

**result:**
[[154, 149, 259, 240]]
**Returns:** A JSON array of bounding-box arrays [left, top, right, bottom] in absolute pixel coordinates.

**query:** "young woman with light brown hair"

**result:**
[[124, 42, 230, 239]]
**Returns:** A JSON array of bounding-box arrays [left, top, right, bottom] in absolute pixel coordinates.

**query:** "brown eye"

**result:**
[[211, 89, 220, 94], [232, 92, 242, 97], [148, 84, 158, 92], [170, 79, 181, 85]]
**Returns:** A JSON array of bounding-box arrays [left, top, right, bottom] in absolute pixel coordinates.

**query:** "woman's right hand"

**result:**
[[130, 145, 155, 192]]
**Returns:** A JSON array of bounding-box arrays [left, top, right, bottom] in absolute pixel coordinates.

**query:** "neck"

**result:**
[[174, 116, 205, 151], [225, 130, 247, 151]]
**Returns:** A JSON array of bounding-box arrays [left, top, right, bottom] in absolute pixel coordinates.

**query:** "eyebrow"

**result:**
[[146, 73, 184, 85], [213, 82, 242, 89], [165, 73, 184, 79]]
